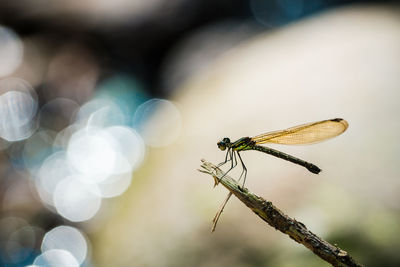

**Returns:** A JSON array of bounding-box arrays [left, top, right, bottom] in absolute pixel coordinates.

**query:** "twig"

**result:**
[[198, 159, 363, 267], [211, 192, 232, 232]]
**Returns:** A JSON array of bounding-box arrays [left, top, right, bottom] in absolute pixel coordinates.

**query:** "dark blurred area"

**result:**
[[0, 0, 391, 96], [0, 0, 398, 266]]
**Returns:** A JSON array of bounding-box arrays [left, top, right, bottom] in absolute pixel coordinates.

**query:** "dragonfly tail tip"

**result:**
[[308, 164, 321, 174]]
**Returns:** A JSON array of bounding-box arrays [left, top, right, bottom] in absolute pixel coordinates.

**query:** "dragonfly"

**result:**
[[216, 118, 349, 187]]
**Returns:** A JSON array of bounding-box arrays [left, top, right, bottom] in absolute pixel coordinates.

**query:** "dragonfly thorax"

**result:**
[[217, 137, 231, 151]]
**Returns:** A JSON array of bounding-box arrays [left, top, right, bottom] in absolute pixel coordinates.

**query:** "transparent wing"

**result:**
[[250, 118, 348, 145]]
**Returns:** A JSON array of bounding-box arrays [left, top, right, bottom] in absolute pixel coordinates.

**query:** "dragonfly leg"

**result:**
[[230, 149, 235, 169], [232, 149, 238, 169], [217, 149, 231, 168], [214, 149, 232, 179], [218, 149, 238, 182], [237, 152, 247, 189]]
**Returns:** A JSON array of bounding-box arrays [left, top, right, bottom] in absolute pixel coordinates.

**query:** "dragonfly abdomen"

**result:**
[[250, 145, 321, 174]]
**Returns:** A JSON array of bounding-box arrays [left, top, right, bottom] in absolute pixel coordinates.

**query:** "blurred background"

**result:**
[[0, 0, 399, 266]]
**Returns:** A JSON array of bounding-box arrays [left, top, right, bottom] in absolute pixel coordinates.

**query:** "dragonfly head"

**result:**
[[217, 137, 230, 151]]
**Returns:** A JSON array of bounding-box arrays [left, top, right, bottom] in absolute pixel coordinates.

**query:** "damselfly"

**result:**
[[216, 118, 348, 186]]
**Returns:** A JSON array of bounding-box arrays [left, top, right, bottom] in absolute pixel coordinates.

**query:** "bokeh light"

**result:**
[[103, 126, 145, 172], [33, 249, 80, 267], [0, 26, 23, 77], [67, 127, 117, 183], [41, 226, 88, 265], [32, 81, 148, 222], [34, 151, 73, 207], [53, 175, 102, 222], [76, 98, 126, 128], [0, 77, 38, 142]]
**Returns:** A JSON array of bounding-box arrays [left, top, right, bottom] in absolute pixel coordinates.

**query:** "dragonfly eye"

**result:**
[[217, 138, 230, 151], [217, 141, 226, 151], [217, 138, 229, 151], [223, 137, 230, 143]]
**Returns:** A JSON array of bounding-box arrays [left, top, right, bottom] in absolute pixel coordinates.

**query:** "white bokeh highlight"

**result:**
[[30, 84, 153, 222], [103, 126, 145, 172], [41, 226, 88, 265], [0, 78, 38, 141], [33, 249, 79, 267], [67, 128, 117, 183], [35, 151, 72, 206], [76, 98, 126, 127], [0, 26, 23, 77], [53, 176, 101, 222]]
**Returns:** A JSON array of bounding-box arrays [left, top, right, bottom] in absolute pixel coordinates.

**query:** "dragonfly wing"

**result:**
[[251, 118, 348, 145]]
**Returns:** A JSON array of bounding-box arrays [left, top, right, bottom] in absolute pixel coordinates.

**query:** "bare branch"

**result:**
[[199, 159, 363, 267]]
